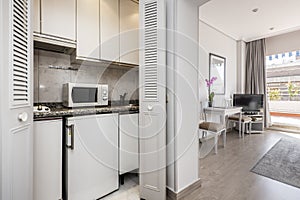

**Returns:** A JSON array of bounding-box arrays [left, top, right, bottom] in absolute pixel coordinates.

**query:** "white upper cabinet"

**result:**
[[33, 0, 139, 65], [33, 0, 40, 33], [76, 0, 139, 64], [100, 0, 120, 62], [41, 0, 76, 41], [76, 0, 100, 61], [77, 0, 120, 62], [120, 0, 139, 65]]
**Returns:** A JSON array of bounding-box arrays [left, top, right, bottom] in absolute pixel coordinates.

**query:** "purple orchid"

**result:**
[[205, 77, 217, 104], [205, 77, 217, 88]]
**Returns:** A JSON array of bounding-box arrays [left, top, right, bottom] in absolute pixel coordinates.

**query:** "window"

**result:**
[[266, 50, 300, 127]]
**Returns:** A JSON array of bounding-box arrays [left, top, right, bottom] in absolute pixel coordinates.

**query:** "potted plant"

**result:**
[[205, 77, 217, 107], [287, 81, 298, 101]]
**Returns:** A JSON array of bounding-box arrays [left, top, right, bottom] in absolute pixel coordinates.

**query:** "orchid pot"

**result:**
[[205, 77, 217, 107]]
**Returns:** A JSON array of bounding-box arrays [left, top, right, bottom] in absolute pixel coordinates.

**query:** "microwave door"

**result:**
[[72, 87, 98, 105]]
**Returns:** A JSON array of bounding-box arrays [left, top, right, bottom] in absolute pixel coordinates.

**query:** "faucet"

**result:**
[[120, 92, 127, 105]]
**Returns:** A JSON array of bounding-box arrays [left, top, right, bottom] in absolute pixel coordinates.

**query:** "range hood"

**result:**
[[34, 33, 76, 55]]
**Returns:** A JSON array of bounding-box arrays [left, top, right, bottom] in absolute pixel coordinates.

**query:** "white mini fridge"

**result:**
[[65, 114, 119, 200]]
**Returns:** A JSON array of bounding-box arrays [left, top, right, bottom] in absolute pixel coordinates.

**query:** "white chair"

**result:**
[[227, 114, 252, 138], [199, 102, 226, 154], [199, 121, 226, 154]]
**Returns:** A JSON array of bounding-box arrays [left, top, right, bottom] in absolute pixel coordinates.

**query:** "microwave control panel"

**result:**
[[99, 85, 108, 105]]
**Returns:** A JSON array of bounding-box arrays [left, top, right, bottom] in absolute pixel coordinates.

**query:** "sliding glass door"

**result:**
[[266, 50, 300, 130]]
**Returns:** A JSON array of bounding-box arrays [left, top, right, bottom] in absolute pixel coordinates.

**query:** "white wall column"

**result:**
[[237, 40, 246, 93], [166, 0, 210, 193], [0, 0, 3, 196]]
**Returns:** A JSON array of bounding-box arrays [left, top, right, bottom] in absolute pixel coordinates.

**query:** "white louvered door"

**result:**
[[0, 0, 33, 199], [139, 0, 166, 199], [12, 0, 31, 104]]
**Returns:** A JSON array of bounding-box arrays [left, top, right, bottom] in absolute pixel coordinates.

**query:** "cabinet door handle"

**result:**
[[66, 124, 74, 150], [18, 112, 28, 122], [147, 105, 153, 111]]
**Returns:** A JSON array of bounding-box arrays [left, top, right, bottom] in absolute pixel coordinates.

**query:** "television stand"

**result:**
[[243, 111, 264, 133], [244, 111, 260, 115]]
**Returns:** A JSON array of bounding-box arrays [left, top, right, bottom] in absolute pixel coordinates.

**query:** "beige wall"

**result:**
[[199, 20, 238, 106], [266, 29, 300, 55]]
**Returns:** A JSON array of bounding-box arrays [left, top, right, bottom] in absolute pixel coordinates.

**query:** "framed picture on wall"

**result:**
[[209, 53, 226, 95]]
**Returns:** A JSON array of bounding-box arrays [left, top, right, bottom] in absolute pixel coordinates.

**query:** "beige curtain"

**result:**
[[245, 39, 270, 127]]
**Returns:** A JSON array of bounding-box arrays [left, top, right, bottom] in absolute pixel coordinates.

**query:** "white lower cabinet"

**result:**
[[119, 113, 139, 175], [66, 114, 119, 200], [33, 113, 137, 200], [33, 119, 62, 200]]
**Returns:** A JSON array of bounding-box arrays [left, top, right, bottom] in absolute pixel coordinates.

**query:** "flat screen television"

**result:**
[[233, 94, 264, 112]]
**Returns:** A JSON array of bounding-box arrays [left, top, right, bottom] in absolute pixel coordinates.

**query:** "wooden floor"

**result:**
[[183, 130, 300, 200], [101, 130, 300, 200]]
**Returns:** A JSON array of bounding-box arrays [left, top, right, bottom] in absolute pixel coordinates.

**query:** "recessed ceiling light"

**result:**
[[252, 8, 259, 13], [269, 27, 275, 31]]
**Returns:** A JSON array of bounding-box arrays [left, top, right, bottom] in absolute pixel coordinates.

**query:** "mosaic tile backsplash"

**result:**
[[34, 50, 139, 103]]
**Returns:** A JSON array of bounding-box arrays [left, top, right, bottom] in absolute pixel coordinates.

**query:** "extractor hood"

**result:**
[[34, 33, 76, 55]]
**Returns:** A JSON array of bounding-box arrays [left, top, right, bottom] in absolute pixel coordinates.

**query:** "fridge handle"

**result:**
[[66, 124, 74, 150]]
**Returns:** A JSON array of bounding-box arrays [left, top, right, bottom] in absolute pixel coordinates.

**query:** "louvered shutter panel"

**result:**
[[12, 0, 30, 105], [140, 0, 166, 199], [2, 1, 33, 199], [143, 1, 158, 100]]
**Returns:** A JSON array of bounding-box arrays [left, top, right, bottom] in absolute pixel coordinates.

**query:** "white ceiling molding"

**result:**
[[199, 19, 239, 42], [250, 26, 300, 42]]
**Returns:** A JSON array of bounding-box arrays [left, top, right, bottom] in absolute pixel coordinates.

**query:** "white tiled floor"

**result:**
[[101, 173, 139, 200]]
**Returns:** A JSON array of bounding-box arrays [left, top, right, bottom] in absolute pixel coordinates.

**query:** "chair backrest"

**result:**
[[200, 101, 207, 121]]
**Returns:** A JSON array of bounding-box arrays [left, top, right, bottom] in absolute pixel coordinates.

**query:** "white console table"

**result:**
[[204, 106, 243, 137]]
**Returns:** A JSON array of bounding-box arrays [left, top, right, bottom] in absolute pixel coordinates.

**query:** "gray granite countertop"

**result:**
[[34, 105, 139, 120]]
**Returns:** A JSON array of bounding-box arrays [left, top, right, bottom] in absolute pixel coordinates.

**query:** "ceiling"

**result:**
[[199, 0, 300, 42]]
